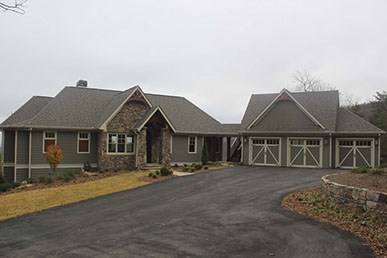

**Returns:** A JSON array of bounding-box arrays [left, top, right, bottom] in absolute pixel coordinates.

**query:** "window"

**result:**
[[108, 134, 135, 154], [43, 132, 56, 153], [306, 140, 320, 146], [252, 139, 264, 145], [78, 132, 90, 153], [188, 136, 197, 154]]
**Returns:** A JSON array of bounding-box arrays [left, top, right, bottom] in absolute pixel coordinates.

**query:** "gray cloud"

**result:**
[[0, 0, 386, 125]]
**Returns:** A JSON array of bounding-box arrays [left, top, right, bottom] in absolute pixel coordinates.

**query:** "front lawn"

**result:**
[[0, 171, 152, 221]]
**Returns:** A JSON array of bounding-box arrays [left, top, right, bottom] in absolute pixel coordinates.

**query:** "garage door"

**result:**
[[249, 138, 281, 166], [336, 139, 374, 169], [288, 138, 322, 168]]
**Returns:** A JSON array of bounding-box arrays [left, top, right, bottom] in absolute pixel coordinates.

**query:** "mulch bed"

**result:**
[[138, 174, 177, 183], [327, 172, 387, 193], [283, 186, 387, 258], [0, 170, 137, 196], [172, 164, 232, 174]]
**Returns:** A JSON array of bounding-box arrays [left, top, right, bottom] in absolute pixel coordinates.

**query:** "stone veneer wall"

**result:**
[[161, 128, 171, 166], [321, 175, 387, 216], [98, 101, 149, 171]]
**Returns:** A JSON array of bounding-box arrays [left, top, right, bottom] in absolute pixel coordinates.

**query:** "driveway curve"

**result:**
[[0, 166, 372, 257]]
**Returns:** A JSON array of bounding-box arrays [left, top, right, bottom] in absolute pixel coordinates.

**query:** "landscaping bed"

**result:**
[[0, 170, 135, 196], [326, 171, 387, 193], [283, 184, 387, 257], [172, 162, 234, 174]]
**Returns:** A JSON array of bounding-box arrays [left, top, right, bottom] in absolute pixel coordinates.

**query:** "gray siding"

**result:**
[[4, 130, 15, 163], [252, 101, 319, 129], [17, 130, 29, 164], [16, 168, 28, 182], [3, 166, 14, 183], [171, 135, 203, 163], [31, 131, 97, 165]]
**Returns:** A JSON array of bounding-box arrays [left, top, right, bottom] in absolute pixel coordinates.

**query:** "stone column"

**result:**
[[137, 128, 147, 169], [161, 128, 171, 167], [222, 137, 227, 162]]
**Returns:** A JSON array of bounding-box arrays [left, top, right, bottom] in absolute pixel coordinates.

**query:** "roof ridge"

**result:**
[[145, 92, 184, 98], [65, 86, 123, 93], [33, 95, 54, 99]]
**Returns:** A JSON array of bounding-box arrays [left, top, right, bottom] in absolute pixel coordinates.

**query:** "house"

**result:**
[[0, 82, 384, 182]]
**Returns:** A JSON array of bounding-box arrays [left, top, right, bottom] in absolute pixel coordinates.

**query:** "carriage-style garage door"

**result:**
[[336, 139, 374, 169], [287, 138, 323, 168], [249, 137, 281, 166]]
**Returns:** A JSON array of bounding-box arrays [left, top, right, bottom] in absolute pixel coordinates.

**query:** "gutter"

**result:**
[[0, 125, 100, 131]]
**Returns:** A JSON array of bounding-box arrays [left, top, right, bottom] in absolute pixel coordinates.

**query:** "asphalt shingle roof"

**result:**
[[336, 107, 384, 133], [241, 90, 339, 132], [1, 87, 384, 134], [1, 96, 53, 126]]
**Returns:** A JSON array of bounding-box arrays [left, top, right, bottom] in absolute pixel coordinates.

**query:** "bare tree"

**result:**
[[292, 70, 335, 92], [0, 0, 28, 14]]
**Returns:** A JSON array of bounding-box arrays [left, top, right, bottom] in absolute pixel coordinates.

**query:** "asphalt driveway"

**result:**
[[0, 166, 372, 257]]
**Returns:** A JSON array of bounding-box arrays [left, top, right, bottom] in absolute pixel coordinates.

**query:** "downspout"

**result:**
[[1, 129, 4, 176], [378, 134, 381, 167], [14, 130, 18, 182], [240, 135, 244, 164], [28, 129, 32, 178], [329, 133, 332, 168]]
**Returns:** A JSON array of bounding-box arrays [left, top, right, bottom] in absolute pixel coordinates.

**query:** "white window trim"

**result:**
[[106, 133, 135, 155], [77, 132, 91, 154], [42, 131, 57, 154], [188, 136, 197, 154]]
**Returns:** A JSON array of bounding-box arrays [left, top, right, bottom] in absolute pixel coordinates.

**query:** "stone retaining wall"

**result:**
[[321, 175, 387, 216]]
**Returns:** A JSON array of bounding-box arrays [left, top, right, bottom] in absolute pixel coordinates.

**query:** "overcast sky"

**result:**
[[0, 0, 386, 126]]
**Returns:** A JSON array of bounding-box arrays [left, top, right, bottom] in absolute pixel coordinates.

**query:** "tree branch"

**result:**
[[0, 0, 28, 15]]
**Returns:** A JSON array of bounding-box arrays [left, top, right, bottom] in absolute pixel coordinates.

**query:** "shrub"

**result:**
[[152, 173, 157, 179], [155, 170, 160, 175], [194, 164, 202, 170], [38, 176, 46, 183], [45, 176, 54, 184], [190, 168, 195, 172], [379, 162, 387, 168], [11, 181, 21, 188], [369, 169, 384, 175], [160, 166, 172, 176], [63, 170, 77, 182], [201, 139, 209, 165], [204, 166, 209, 170], [184, 166, 189, 171], [148, 172, 153, 177], [0, 173, 6, 184], [114, 169, 119, 172], [351, 167, 369, 173], [83, 161, 92, 172], [55, 173, 65, 181], [174, 164, 178, 167], [26, 178, 37, 184], [0, 182, 10, 192], [183, 164, 187, 167]]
